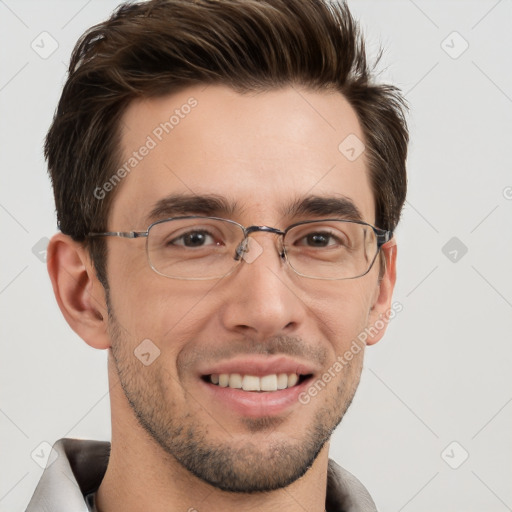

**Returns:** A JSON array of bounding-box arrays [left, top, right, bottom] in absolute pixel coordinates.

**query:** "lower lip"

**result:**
[[199, 377, 313, 418]]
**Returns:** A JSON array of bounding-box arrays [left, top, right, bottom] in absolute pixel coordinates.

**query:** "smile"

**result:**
[[204, 373, 312, 392], [197, 355, 318, 416]]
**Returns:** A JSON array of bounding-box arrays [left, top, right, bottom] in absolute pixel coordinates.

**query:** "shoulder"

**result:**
[[326, 459, 377, 512]]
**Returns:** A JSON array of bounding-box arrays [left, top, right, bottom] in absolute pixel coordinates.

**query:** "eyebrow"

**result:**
[[145, 193, 363, 225], [284, 195, 363, 222], [146, 194, 239, 224]]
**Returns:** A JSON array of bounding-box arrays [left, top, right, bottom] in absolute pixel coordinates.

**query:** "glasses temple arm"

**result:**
[[376, 229, 393, 247], [87, 231, 148, 238]]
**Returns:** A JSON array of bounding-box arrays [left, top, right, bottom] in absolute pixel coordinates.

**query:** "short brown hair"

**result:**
[[46, 0, 408, 287]]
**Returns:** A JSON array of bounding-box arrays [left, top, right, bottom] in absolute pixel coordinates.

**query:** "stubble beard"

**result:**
[[107, 303, 362, 493]]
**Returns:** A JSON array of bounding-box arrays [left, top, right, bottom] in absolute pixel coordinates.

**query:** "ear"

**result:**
[[365, 239, 397, 346], [47, 233, 111, 350]]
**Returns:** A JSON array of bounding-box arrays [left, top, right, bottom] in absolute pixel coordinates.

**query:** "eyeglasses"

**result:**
[[88, 216, 392, 280]]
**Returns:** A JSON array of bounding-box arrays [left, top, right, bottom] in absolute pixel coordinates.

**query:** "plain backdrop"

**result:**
[[1, 1, 511, 511]]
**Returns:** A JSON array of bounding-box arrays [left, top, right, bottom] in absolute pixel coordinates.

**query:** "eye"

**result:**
[[295, 230, 348, 248], [300, 232, 338, 247], [170, 230, 218, 247]]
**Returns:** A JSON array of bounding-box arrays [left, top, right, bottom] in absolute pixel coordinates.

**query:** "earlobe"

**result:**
[[47, 233, 111, 350], [366, 240, 397, 346]]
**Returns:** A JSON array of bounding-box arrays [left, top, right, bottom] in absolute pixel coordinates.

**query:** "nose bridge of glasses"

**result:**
[[235, 225, 286, 261], [243, 225, 285, 237]]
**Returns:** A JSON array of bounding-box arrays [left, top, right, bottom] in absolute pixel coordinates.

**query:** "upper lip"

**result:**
[[198, 355, 318, 378]]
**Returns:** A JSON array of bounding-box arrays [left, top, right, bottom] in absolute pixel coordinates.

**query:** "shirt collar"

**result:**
[[27, 438, 376, 512]]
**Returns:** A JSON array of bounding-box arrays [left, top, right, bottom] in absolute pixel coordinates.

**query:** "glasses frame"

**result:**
[[88, 216, 393, 280]]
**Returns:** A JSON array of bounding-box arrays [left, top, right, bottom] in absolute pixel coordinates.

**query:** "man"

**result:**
[[27, 0, 408, 510]]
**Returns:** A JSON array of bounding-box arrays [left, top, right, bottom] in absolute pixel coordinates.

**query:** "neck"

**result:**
[[96, 363, 329, 512]]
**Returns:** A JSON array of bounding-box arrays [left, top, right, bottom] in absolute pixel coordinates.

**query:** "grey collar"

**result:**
[[27, 438, 377, 512]]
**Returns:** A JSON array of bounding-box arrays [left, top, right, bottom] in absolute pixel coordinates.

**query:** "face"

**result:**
[[104, 84, 392, 492]]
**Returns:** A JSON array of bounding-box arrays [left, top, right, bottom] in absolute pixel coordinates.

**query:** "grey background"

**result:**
[[1, 0, 511, 510]]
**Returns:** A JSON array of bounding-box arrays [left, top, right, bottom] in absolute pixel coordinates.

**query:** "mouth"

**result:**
[[201, 372, 313, 392], [196, 356, 318, 417]]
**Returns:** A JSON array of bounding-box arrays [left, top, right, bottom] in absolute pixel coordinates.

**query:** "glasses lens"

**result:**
[[284, 221, 378, 279], [147, 218, 243, 279]]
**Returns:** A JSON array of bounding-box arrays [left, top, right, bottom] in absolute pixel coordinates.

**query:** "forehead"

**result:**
[[109, 84, 375, 228]]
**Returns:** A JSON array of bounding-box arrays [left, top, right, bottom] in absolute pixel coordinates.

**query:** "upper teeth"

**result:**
[[210, 373, 299, 391]]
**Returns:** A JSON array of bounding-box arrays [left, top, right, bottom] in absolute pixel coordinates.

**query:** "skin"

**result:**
[[47, 84, 397, 512]]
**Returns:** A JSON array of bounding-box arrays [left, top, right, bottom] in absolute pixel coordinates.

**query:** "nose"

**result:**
[[219, 233, 305, 340]]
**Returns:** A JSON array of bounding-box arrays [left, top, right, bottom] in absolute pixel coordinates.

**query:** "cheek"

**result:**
[[305, 279, 375, 353], [108, 270, 219, 354]]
